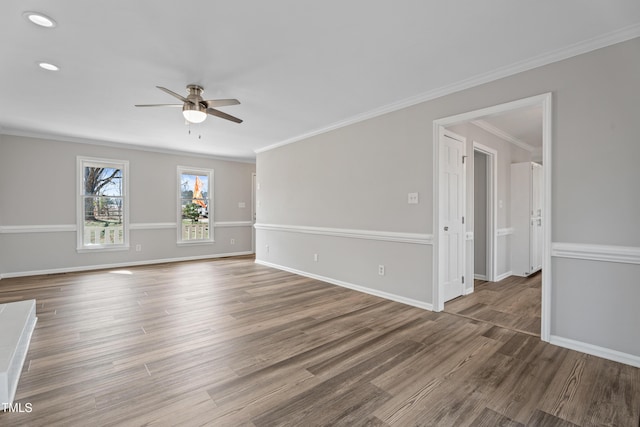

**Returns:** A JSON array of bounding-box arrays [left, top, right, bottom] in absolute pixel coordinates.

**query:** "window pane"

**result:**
[[83, 196, 124, 245], [180, 173, 209, 240], [180, 174, 208, 201], [84, 167, 122, 196], [84, 196, 123, 223]]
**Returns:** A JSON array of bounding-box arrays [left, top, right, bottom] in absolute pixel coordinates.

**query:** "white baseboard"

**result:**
[[463, 287, 475, 296], [494, 271, 512, 281], [550, 335, 640, 368], [473, 274, 487, 281], [254, 259, 434, 311], [0, 251, 254, 279]]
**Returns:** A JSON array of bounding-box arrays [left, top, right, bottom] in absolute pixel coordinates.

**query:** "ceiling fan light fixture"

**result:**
[[38, 62, 59, 71], [23, 11, 57, 28], [182, 103, 207, 123]]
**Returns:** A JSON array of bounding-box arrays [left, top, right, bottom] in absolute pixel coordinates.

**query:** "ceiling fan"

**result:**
[[135, 85, 242, 124]]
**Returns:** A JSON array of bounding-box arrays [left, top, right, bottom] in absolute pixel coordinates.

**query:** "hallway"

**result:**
[[445, 272, 541, 336]]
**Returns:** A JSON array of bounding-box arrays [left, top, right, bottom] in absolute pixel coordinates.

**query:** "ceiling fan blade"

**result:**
[[156, 86, 191, 104], [206, 108, 243, 124], [204, 99, 240, 108], [134, 104, 183, 107]]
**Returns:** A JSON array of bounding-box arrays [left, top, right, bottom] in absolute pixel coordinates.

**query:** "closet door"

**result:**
[[511, 162, 543, 276], [530, 216, 542, 272], [531, 163, 542, 219], [530, 163, 543, 271], [510, 162, 532, 276]]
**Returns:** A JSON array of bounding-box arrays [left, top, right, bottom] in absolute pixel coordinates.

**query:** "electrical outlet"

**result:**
[[135, 244, 142, 252], [378, 265, 385, 276], [230, 238, 235, 245], [238, 202, 246, 208], [265, 244, 269, 253], [314, 253, 318, 262], [408, 192, 419, 204]]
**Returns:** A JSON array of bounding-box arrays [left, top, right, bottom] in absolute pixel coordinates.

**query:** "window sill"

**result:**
[[77, 245, 130, 254], [177, 240, 215, 247]]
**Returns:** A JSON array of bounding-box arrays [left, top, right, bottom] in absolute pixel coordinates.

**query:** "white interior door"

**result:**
[[440, 129, 466, 302]]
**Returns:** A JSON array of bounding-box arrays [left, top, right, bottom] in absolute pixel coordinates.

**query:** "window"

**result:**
[[178, 167, 213, 244], [77, 157, 129, 252]]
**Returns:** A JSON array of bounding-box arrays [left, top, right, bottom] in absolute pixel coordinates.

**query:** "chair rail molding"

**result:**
[[551, 242, 640, 265], [0, 221, 254, 233], [254, 223, 433, 245], [0, 224, 76, 233], [214, 221, 254, 228]]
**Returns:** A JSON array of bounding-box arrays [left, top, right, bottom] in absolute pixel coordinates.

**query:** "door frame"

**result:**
[[472, 142, 498, 283], [432, 92, 552, 342]]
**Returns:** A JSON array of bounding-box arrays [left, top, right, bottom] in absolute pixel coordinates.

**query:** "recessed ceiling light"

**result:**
[[38, 62, 59, 71], [23, 11, 57, 28]]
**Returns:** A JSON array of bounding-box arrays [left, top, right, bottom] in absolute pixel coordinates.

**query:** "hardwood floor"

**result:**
[[0, 258, 638, 426], [445, 272, 542, 336]]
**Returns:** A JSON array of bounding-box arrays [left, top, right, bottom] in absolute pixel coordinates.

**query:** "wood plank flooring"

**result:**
[[445, 273, 542, 336], [0, 257, 638, 426]]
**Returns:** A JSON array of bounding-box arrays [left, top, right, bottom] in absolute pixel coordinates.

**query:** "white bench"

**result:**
[[0, 300, 37, 406]]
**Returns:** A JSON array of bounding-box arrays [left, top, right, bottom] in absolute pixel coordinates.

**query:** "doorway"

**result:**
[[472, 143, 497, 283], [433, 93, 552, 342]]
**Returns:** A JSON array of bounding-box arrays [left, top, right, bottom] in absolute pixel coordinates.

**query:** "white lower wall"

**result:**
[[255, 226, 433, 309]]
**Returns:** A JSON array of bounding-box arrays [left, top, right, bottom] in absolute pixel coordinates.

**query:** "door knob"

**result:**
[[444, 226, 449, 231]]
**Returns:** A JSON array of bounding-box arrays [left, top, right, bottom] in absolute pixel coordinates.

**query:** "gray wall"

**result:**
[[0, 134, 255, 276], [256, 37, 640, 363]]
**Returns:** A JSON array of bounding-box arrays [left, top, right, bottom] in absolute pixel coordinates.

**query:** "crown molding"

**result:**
[[1, 128, 256, 164], [256, 25, 640, 155], [470, 120, 536, 152]]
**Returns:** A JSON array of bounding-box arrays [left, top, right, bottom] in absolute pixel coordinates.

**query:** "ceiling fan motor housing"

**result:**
[[183, 85, 207, 123]]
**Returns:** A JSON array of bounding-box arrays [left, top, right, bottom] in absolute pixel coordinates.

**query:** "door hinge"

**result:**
[[462, 155, 467, 164], [462, 275, 465, 284], [462, 216, 465, 224]]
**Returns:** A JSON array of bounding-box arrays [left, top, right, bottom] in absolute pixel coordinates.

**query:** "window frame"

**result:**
[[76, 156, 130, 253], [177, 166, 214, 245]]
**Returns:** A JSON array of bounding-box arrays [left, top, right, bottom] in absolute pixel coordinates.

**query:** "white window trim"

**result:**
[[177, 166, 214, 245], [76, 156, 130, 253]]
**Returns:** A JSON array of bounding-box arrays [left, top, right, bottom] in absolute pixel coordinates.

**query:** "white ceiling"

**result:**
[[1, 1, 639, 161], [476, 105, 543, 149]]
